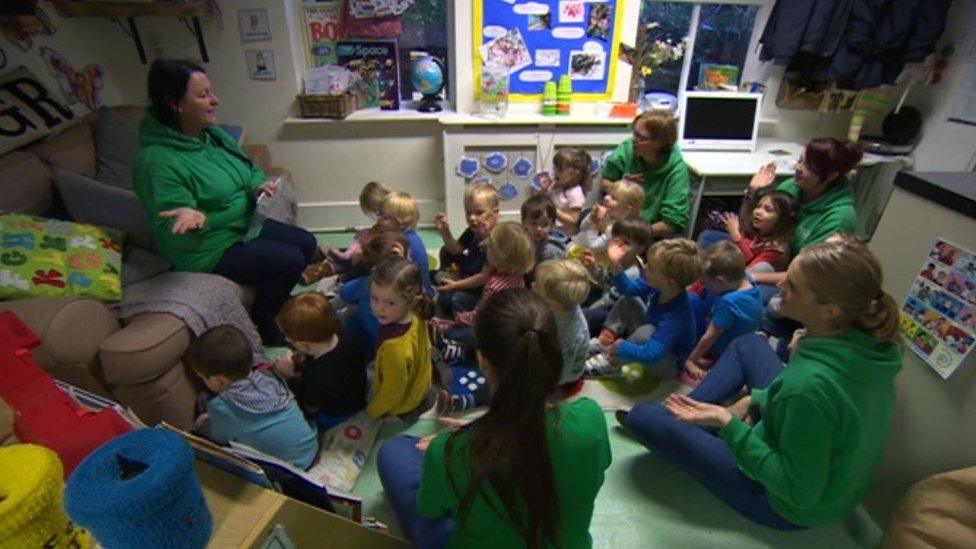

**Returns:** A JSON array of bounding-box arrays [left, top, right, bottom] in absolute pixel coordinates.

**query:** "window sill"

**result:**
[[284, 108, 634, 127]]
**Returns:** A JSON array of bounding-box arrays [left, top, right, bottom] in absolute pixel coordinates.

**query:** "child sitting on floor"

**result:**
[[434, 183, 500, 317], [539, 147, 593, 236], [580, 217, 654, 335], [367, 257, 437, 422], [274, 292, 368, 432], [521, 193, 570, 265], [381, 190, 434, 296], [435, 222, 536, 361], [572, 179, 646, 261], [685, 241, 763, 384], [584, 239, 702, 380], [188, 325, 318, 469]]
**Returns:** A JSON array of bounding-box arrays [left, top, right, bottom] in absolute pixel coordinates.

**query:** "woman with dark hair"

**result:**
[[377, 288, 611, 548], [133, 59, 319, 346]]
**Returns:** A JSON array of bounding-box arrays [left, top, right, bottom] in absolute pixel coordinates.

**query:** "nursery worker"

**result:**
[[601, 110, 690, 238], [377, 289, 611, 548], [618, 239, 902, 530], [134, 59, 317, 347]]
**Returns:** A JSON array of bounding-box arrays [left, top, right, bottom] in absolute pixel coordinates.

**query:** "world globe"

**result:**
[[410, 55, 444, 112]]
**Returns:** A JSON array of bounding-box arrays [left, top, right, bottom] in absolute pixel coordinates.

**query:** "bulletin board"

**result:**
[[473, 0, 626, 102]]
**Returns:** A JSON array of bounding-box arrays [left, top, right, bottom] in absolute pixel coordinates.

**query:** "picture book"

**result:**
[[301, 1, 343, 68], [336, 39, 400, 110]]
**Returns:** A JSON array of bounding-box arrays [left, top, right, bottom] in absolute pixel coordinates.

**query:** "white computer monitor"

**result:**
[[678, 91, 762, 152]]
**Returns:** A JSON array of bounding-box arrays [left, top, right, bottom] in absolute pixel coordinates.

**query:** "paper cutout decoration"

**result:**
[[498, 181, 519, 201], [532, 170, 552, 191], [484, 152, 508, 173], [457, 157, 480, 178], [479, 28, 531, 73], [590, 156, 602, 174], [511, 156, 533, 179], [1, 4, 55, 51], [39, 47, 104, 110]]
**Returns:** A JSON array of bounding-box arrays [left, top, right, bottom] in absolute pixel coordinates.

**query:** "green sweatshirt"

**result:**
[[777, 177, 856, 255], [602, 140, 691, 232], [132, 111, 266, 272], [719, 329, 902, 526]]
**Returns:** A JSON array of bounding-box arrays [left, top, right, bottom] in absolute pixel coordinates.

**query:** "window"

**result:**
[[638, 1, 759, 97], [398, 0, 449, 101]]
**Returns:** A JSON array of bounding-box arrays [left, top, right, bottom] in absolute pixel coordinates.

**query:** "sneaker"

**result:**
[[441, 339, 465, 364], [300, 260, 334, 286], [582, 354, 621, 379], [587, 337, 606, 355]]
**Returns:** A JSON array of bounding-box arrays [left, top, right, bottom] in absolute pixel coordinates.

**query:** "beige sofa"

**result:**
[[0, 106, 285, 431]]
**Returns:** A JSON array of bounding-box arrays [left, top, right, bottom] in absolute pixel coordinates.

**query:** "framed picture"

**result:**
[[245, 50, 276, 81], [238, 9, 271, 43]]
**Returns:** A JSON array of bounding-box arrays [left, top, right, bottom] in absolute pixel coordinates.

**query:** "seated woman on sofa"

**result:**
[[133, 59, 318, 346]]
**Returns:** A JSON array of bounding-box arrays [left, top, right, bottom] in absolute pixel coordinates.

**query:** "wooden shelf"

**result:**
[[53, 1, 208, 18]]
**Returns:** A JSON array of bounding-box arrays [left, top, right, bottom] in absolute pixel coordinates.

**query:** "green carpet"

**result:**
[[309, 231, 883, 547]]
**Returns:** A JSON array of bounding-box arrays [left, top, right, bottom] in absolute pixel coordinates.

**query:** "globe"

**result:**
[[410, 55, 444, 112]]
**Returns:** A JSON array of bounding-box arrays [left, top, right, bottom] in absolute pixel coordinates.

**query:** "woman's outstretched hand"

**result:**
[[160, 207, 206, 234], [664, 394, 732, 429]]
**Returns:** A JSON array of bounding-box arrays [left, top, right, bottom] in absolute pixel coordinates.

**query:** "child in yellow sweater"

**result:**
[[366, 257, 436, 421]]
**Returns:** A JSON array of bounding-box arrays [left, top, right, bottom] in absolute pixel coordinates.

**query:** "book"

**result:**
[[301, 1, 343, 68], [336, 39, 400, 110]]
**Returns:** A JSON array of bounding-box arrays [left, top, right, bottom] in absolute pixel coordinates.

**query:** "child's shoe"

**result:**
[[582, 354, 621, 379], [441, 340, 465, 364], [587, 337, 606, 355], [436, 389, 477, 415]]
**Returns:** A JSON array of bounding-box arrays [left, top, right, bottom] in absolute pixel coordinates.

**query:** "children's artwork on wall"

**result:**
[[511, 156, 533, 179], [245, 50, 276, 81], [1, 4, 55, 52], [498, 181, 519, 201], [483, 152, 508, 173], [901, 238, 976, 379], [238, 9, 271, 43], [473, 0, 624, 101], [39, 47, 103, 111], [457, 157, 480, 179]]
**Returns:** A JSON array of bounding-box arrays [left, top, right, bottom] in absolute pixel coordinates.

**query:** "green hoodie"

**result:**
[[777, 177, 856, 255], [133, 111, 266, 272], [719, 329, 902, 526], [602, 140, 690, 232]]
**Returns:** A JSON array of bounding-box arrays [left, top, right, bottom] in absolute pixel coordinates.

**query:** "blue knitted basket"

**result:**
[[64, 428, 212, 549]]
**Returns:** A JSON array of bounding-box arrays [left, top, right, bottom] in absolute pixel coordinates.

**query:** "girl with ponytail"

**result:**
[[619, 239, 902, 530], [377, 289, 611, 548]]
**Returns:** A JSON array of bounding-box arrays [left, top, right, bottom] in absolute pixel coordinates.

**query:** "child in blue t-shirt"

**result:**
[[685, 240, 763, 384], [380, 191, 433, 296], [433, 183, 499, 316], [584, 238, 703, 381]]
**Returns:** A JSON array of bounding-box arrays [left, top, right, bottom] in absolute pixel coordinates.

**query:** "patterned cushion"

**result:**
[[0, 213, 122, 302]]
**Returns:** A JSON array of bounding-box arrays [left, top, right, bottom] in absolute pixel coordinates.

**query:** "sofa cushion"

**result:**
[[26, 121, 96, 178], [53, 168, 155, 251], [0, 151, 53, 215], [99, 312, 191, 386], [0, 213, 123, 302], [94, 106, 140, 189], [121, 247, 171, 286], [0, 67, 77, 156]]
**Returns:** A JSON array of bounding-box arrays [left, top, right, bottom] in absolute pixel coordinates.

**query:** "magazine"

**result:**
[[336, 40, 400, 110], [301, 1, 343, 68]]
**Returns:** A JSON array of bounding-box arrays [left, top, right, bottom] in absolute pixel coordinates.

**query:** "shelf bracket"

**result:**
[[108, 16, 208, 64], [181, 16, 209, 63]]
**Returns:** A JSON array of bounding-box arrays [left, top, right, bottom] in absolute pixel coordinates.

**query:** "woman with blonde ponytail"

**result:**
[[377, 289, 611, 548], [619, 239, 902, 529]]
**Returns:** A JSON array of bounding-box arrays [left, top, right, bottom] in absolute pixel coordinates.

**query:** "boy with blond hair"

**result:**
[[585, 238, 704, 381], [575, 179, 646, 255], [382, 190, 433, 296], [533, 260, 593, 385], [434, 183, 500, 316]]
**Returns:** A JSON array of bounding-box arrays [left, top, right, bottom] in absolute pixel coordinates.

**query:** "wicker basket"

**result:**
[[297, 90, 362, 119]]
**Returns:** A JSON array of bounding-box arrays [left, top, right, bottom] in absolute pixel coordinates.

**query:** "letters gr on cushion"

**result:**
[[94, 106, 141, 189], [0, 213, 123, 302], [0, 67, 77, 156], [53, 168, 155, 251]]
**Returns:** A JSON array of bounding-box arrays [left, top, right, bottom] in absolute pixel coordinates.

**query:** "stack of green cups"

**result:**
[[556, 74, 572, 115], [542, 80, 557, 116]]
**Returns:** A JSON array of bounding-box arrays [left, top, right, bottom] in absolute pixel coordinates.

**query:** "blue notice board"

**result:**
[[473, 0, 626, 101]]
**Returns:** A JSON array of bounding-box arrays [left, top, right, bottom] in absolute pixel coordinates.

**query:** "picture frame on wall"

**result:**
[[238, 9, 272, 43], [245, 50, 277, 81]]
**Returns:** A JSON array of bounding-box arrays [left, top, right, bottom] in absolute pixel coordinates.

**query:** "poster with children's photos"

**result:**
[[900, 238, 976, 379]]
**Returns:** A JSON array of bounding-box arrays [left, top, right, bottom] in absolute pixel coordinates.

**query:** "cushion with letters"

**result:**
[[0, 67, 77, 156]]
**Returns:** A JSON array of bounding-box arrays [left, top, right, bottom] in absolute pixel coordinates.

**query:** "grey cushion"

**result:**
[[53, 168, 155, 251], [121, 247, 172, 286], [94, 106, 139, 189]]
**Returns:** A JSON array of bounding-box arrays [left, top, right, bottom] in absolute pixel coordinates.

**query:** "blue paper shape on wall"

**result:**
[[457, 157, 480, 178], [531, 170, 551, 191], [484, 152, 507, 173], [498, 181, 519, 201], [590, 156, 602, 174], [511, 156, 533, 179]]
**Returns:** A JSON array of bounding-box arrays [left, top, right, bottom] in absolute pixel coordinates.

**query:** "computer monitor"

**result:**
[[678, 91, 762, 152]]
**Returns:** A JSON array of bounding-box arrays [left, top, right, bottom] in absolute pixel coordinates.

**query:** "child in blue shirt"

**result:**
[[381, 191, 433, 296], [585, 238, 703, 380], [685, 240, 763, 384], [434, 183, 499, 316], [188, 325, 319, 470]]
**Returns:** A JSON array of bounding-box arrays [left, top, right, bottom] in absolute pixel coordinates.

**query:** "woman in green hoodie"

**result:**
[[133, 60, 318, 346], [601, 111, 691, 238], [618, 239, 902, 529]]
